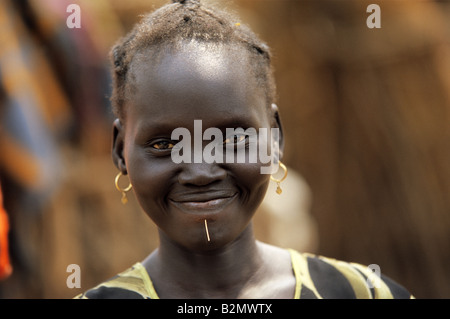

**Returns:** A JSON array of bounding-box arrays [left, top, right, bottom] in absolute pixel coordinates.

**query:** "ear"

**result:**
[[112, 118, 127, 173], [271, 103, 285, 160]]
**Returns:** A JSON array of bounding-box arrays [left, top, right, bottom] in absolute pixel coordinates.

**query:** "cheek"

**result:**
[[217, 163, 269, 240], [124, 147, 173, 215], [233, 162, 270, 208]]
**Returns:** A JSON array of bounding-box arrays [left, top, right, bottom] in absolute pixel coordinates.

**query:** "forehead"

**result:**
[[132, 41, 252, 81], [126, 41, 268, 128]]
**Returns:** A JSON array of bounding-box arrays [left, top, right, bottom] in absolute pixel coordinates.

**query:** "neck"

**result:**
[[145, 223, 265, 298]]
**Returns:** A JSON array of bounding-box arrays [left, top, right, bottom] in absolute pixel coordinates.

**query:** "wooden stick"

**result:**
[[204, 219, 211, 242]]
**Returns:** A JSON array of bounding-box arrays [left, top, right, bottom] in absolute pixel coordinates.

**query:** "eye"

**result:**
[[151, 140, 175, 150]]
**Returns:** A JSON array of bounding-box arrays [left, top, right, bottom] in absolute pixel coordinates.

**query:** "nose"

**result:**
[[177, 162, 227, 186]]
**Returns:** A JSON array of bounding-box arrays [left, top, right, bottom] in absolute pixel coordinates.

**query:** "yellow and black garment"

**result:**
[[75, 249, 413, 299]]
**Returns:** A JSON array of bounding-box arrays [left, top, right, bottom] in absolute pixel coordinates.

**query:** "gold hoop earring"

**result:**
[[270, 162, 288, 194], [115, 172, 132, 204]]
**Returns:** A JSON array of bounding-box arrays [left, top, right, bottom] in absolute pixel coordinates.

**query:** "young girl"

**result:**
[[76, 0, 412, 299]]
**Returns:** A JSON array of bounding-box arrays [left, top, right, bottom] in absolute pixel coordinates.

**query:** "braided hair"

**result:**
[[110, 0, 276, 120]]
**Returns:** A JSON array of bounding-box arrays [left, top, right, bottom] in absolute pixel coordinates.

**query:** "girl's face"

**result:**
[[113, 42, 282, 252]]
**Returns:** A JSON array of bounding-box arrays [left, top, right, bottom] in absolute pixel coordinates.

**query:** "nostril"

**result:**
[[177, 163, 226, 186]]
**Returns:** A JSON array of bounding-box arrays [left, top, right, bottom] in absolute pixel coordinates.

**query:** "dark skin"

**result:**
[[112, 41, 295, 298]]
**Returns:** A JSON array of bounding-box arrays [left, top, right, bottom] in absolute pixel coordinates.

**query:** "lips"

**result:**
[[170, 190, 236, 202], [169, 190, 237, 213]]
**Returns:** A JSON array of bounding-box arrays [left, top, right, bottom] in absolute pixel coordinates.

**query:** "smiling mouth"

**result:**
[[169, 192, 237, 213]]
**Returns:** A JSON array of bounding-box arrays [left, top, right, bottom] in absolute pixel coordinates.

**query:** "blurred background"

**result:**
[[0, 0, 449, 298]]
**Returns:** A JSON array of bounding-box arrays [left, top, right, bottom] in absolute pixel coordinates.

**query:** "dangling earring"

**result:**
[[270, 161, 288, 194], [115, 171, 132, 204]]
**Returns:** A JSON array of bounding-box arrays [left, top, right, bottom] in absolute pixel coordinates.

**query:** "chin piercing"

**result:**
[[204, 219, 211, 242]]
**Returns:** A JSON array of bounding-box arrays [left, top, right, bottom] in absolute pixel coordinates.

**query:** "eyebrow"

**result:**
[[132, 107, 266, 141], [214, 117, 259, 131], [134, 120, 178, 138]]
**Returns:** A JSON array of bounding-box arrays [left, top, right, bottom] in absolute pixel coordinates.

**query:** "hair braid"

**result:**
[[110, 0, 276, 120]]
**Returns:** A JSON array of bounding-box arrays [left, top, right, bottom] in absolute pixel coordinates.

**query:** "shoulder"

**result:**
[[74, 263, 154, 299], [289, 250, 413, 299]]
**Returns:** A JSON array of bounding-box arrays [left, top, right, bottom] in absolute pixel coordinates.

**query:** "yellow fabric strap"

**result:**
[[288, 249, 322, 299], [328, 258, 374, 299], [134, 263, 160, 299], [350, 262, 394, 299]]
